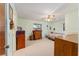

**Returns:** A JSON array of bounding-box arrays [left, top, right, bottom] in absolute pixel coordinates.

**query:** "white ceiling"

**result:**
[[14, 3, 75, 21]]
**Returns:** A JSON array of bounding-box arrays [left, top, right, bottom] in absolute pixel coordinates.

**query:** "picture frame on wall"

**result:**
[[63, 23, 65, 31]]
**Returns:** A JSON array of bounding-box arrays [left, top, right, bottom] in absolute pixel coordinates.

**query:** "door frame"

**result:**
[[5, 3, 13, 56]]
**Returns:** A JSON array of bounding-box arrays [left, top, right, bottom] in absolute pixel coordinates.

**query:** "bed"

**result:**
[[13, 39, 54, 56], [46, 32, 64, 41]]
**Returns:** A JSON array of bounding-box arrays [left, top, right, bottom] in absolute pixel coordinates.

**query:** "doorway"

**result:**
[[0, 3, 6, 56]]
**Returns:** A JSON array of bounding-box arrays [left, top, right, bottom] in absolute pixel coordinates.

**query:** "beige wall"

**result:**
[[65, 6, 78, 34], [65, 4, 78, 43]]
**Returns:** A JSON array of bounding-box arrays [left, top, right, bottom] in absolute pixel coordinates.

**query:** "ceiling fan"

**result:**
[[42, 15, 56, 21]]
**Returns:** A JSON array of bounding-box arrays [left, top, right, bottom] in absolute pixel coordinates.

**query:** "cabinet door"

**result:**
[[54, 38, 78, 56], [54, 38, 64, 56], [35, 31, 40, 39], [33, 31, 42, 40], [63, 42, 78, 56], [16, 34, 25, 50], [63, 43, 73, 56]]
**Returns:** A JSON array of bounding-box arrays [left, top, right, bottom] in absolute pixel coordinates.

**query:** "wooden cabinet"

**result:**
[[33, 30, 42, 40], [54, 38, 78, 56], [16, 31, 25, 50]]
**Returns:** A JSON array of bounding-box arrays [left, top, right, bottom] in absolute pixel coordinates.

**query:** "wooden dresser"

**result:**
[[16, 31, 25, 50], [54, 38, 78, 56], [33, 30, 42, 40]]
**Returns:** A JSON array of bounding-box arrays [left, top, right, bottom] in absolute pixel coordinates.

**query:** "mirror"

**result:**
[[33, 23, 42, 30]]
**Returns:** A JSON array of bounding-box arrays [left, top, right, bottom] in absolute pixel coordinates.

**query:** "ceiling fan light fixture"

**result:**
[[46, 18, 52, 22], [47, 19, 51, 21], [43, 15, 56, 22]]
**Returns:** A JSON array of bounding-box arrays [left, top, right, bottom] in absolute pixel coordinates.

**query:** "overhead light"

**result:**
[[46, 18, 51, 21], [46, 15, 55, 21], [42, 15, 56, 22]]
